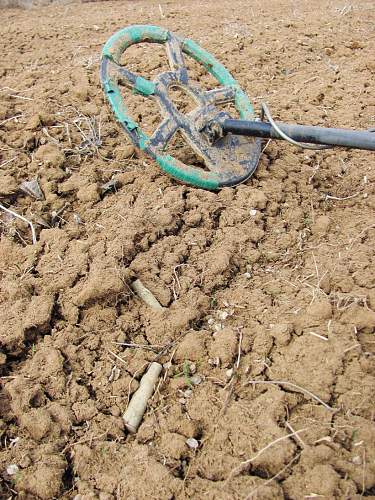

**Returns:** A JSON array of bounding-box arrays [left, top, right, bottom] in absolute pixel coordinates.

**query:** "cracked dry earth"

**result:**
[[1, 0, 375, 498]]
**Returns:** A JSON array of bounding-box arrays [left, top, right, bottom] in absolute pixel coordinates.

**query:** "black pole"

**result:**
[[222, 119, 375, 151]]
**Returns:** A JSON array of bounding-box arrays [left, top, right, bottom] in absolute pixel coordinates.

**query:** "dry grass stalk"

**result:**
[[245, 379, 334, 411], [0, 203, 37, 244], [228, 428, 308, 480], [245, 451, 302, 499]]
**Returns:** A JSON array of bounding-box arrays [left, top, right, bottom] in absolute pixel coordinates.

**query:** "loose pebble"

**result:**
[[6, 464, 19, 475], [186, 437, 199, 449], [190, 374, 202, 386], [217, 310, 229, 321]]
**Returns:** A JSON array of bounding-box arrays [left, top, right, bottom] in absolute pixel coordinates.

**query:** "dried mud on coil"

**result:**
[[1, 0, 375, 498]]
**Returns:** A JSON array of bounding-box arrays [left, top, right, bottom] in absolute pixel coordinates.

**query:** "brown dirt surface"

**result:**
[[1, 0, 375, 498]]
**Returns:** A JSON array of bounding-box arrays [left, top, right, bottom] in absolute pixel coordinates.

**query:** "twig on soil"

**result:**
[[9, 94, 33, 101], [172, 264, 188, 300], [324, 192, 360, 201], [131, 279, 164, 310], [343, 343, 361, 353], [338, 4, 353, 16], [332, 292, 368, 311], [154, 340, 177, 360], [309, 331, 328, 341], [42, 127, 60, 146], [245, 451, 302, 499], [107, 349, 127, 366], [123, 362, 162, 433], [158, 3, 165, 18], [112, 342, 162, 352], [0, 203, 37, 244], [244, 379, 334, 411], [0, 86, 33, 93], [261, 139, 271, 153], [285, 421, 306, 448], [72, 114, 102, 154], [0, 156, 18, 168], [160, 347, 177, 386], [62, 430, 109, 453], [0, 114, 23, 126], [108, 365, 120, 382], [228, 428, 308, 480]]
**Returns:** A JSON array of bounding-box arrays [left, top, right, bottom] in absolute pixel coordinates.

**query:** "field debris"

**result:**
[[6, 463, 19, 476], [186, 437, 199, 450], [131, 279, 164, 310], [123, 362, 163, 433], [0, 203, 37, 244], [19, 178, 44, 200]]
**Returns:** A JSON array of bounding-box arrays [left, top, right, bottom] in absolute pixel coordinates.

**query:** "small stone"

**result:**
[[184, 389, 193, 398], [244, 272, 251, 279], [352, 455, 362, 465], [190, 374, 202, 386], [226, 368, 234, 379], [250, 209, 257, 216], [207, 317, 215, 325], [189, 362, 197, 374], [108, 366, 120, 382], [73, 213, 82, 225], [217, 310, 229, 321], [186, 437, 199, 450], [20, 178, 44, 200], [101, 178, 118, 194], [6, 464, 19, 475], [178, 398, 186, 405]]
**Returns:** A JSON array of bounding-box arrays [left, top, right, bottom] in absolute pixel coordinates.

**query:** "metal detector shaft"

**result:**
[[223, 119, 375, 151]]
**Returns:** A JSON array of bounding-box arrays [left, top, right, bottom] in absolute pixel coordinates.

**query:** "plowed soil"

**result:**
[[1, 0, 375, 498]]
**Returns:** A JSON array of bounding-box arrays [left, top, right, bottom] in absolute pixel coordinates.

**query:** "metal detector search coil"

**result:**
[[100, 25, 261, 190], [100, 25, 375, 190]]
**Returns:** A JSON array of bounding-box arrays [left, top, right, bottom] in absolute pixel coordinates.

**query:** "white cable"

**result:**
[[261, 102, 331, 150]]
